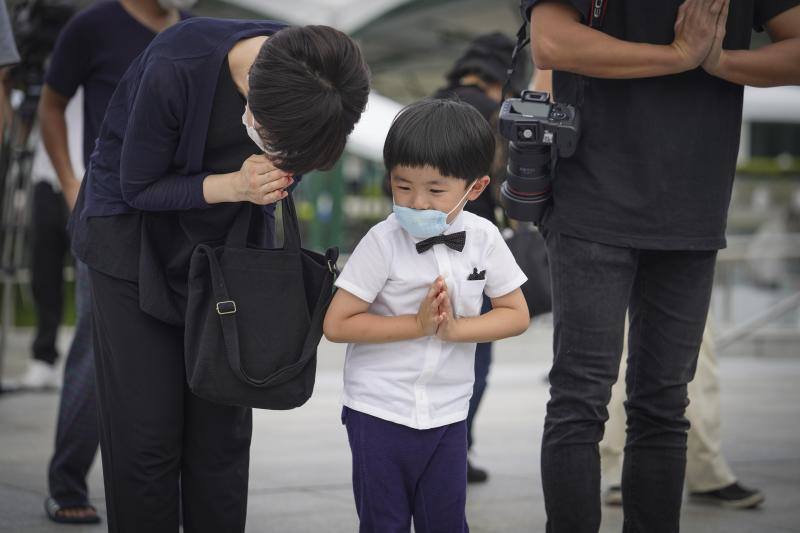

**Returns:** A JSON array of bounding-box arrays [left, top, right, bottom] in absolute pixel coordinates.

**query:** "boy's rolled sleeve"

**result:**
[[483, 226, 528, 299], [335, 229, 391, 304]]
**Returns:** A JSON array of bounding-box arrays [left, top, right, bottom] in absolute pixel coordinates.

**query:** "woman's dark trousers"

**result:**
[[541, 232, 717, 533], [89, 268, 253, 533]]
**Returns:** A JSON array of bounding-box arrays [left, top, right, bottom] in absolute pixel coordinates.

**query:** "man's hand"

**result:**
[[62, 177, 81, 211], [416, 276, 447, 337], [671, 0, 727, 70], [702, 0, 730, 77]]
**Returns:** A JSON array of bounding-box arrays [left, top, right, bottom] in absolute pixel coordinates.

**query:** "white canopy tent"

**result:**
[[347, 92, 403, 161], [223, 0, 410, 33]]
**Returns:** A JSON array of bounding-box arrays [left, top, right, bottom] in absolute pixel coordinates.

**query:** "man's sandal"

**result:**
[[45, 497, 101, 524]]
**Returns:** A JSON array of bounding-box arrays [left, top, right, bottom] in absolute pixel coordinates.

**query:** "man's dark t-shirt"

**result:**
[[523, 0, 799, 250], [45, 1, 189, 166]]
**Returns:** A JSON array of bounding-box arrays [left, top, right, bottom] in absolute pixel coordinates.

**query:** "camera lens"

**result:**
[[507, 143, 550, 179], [500, 142, 552, 223]]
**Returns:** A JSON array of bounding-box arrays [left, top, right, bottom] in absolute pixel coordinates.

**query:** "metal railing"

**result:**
[[714, 233, 800, 353]]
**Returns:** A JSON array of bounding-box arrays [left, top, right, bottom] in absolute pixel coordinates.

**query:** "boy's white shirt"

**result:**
[[335, 210, 527, 430]]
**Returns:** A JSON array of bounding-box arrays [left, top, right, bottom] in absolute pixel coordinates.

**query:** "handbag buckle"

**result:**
[[327, 259, 338, 275], [216, 300, 237, 315]]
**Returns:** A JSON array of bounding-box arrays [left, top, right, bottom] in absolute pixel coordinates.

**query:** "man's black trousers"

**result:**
[[89, 268, 253, 533], [30, 182, 69, 365], [540, 231, 717, 533]]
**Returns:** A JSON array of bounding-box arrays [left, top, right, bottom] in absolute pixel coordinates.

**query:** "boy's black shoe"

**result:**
[[467, 460, 489, 483], [689, 482, 765, 509]]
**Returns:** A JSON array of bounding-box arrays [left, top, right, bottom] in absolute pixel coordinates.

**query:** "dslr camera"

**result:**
[[499, 90, 580, 223]]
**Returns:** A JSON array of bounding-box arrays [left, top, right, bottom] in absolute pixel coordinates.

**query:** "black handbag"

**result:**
[[506, 225, 552, 318], [184, 194, 338, 410]]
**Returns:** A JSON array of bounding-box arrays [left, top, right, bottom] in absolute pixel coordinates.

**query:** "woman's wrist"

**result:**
[[202, 172, 240, 204]]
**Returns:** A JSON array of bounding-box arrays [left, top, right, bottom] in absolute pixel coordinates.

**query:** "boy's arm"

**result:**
[[436, 288, 529, 343], [323, 278, 447, 344]]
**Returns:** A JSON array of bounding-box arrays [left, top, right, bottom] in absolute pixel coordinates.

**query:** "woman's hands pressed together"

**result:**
[[203, 154, 293, 206], [233, 154, 293, 205]]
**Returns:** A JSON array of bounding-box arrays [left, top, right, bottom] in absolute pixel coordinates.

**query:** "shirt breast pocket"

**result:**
[[456, 280, 486, 318]]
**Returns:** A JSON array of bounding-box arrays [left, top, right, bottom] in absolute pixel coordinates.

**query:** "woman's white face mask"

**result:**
[[242, 106, 284, 158], [242, 106, 268, 153]]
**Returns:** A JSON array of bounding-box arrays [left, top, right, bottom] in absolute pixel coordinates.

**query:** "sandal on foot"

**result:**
[[45, 497, 101, 524]]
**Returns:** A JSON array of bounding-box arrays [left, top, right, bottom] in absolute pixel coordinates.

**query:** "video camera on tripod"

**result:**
[[0, 0, 75, 384], [7, 0, 75, 119]]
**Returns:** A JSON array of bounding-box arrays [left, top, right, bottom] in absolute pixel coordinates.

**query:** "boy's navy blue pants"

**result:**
[[342, 407, 469, 533]]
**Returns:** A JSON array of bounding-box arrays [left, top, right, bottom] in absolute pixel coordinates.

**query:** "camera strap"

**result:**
[[589, 0, 609, 29], [507, 0, 607, 98], [577, 0, 608, 106], [503, 17, 530, 98]]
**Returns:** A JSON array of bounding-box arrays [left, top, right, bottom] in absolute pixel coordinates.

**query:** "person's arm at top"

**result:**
[[38, 11, 93, 210], [323, 278, 448, 344], [702, 4, 800, 86], [39, 85, 81, 209], [529, 0, 725, 79], [120, 60, 291, 211]]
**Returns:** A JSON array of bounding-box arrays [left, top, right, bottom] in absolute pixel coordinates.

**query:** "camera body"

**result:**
[[498, 90, 580, 223]]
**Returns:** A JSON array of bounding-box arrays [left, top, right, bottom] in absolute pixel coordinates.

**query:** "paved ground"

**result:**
[[1, 322, 799, 532]]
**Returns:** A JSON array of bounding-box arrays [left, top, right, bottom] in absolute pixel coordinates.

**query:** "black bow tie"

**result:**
[[416, 231, 466, 254]]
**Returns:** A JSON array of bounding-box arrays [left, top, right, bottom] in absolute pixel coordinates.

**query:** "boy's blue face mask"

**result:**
[[393, 181, 476, 239]]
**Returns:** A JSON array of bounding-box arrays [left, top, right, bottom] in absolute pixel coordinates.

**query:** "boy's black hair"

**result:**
[[248, 25, 370, 174], [384, 98, 495, 183]]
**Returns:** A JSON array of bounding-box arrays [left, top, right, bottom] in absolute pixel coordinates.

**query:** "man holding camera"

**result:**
[[519, 0, 800, 531]]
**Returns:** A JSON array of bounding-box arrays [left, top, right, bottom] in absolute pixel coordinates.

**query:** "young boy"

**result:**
[[323, 98, 530, 532]]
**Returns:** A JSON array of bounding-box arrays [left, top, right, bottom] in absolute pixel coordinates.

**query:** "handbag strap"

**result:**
[[226, 194, 302, 252], [196, 243, 338, 388]]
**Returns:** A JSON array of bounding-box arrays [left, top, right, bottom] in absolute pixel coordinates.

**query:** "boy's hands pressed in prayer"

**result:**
[[416, 277, 448, 336], [433, 286, 461, 342]]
